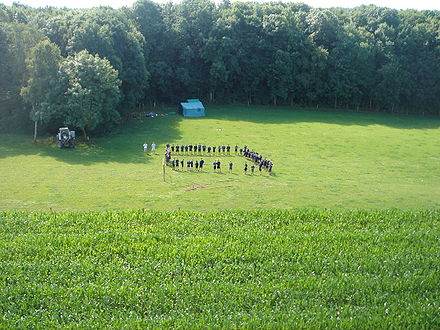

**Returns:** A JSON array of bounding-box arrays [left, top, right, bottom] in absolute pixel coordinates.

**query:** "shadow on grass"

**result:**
[[206, 105, 440, 129], [0, 115, 183, 165]]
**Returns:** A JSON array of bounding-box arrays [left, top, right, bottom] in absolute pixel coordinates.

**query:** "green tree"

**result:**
[[20, 40, 62, 141], [56, 50, 121, 139], [0, 22, 45, 133], [131, 0, 173, 105]]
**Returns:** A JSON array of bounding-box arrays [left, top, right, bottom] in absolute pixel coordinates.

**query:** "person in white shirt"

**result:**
[[151, 142, 156, 151], [143, 142, 148, 152]]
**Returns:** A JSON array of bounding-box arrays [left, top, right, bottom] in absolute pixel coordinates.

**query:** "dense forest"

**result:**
[[0, 1, 439, 136]]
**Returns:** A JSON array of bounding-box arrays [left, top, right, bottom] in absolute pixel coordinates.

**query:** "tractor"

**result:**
[[56, 127, 76, 148]]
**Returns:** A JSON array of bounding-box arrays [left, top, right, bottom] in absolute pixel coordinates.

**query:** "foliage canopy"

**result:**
[[0, 1, 439, 135]]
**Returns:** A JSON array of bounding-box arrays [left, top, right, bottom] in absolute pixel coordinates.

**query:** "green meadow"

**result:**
[[1, 210, 438, 327], [1, 105, 439, 210]]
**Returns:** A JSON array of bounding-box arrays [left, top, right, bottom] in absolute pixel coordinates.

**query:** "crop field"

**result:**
[[0, 209, 438, 327], [1, 105, 439, 210]]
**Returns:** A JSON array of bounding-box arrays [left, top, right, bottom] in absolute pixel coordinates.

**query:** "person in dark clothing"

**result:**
[[195, 160, 199, 170], [213, 146, 216, 153], [227, 145, 231, 154], [171, 145, 175, 152], [180, 159, 184, 168], [176, 145, 180, 153], [175, 158, 179, 170], [251, 165, 255, 174], [244, 162, 248, 174], [171, 159, 175, 168], [200, 159, 204, 170], [202, 145, 206, 153], [235, 145, 238, 153], [229, 161, 233, 173], [239, 148, 243, 155], [213, 161, 217, 172], [217, 160, 221, 172], [189, 144, 193, 152], [207, 146, 211, 153]]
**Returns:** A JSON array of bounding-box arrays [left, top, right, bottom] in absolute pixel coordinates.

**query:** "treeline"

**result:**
[[0, 1, 439, 137]]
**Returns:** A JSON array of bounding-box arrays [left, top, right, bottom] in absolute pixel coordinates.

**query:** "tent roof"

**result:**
[[180, 101, 204, 110]]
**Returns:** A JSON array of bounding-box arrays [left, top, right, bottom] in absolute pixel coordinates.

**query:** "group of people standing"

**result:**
[[163, 143, 274, 175], [241, 145, 274, 175]]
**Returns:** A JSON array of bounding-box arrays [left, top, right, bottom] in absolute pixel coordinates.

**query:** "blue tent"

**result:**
[[180, 99, 205, 117]]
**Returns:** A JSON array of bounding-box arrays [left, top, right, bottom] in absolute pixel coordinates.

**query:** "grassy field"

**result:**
[[1, 105, 439, 210], [1, 209, 438, 327]]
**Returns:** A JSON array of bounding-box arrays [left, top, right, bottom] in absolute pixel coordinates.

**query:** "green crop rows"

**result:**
[[1, 209, 438, 327]]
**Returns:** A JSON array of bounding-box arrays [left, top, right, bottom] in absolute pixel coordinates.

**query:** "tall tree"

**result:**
[[0, 22, 45, 133], [56, 50, 121, 139], [20, 40, 62, 141]]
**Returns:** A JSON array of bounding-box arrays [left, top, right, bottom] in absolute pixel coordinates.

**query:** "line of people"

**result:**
[[170, 158, 206, 171], [165, 143, 239, 155]]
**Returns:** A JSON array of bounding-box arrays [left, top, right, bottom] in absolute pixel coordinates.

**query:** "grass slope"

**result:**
[[1, 210, 438, 327], [1, 105, 439, 210]]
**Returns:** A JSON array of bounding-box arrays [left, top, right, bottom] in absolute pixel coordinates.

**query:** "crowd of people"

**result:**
[[240, 145, 273, 175], [163, 143, 274, 175]]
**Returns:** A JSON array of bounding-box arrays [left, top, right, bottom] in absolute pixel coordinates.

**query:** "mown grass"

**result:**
[[0, 209, 438, 327], [0, 105, 439, 210]]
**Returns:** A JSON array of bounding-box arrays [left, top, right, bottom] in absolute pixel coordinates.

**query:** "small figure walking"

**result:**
[[151, 142, 156, 152], [244, 162, 248, 174], [251, 165, 255, 174], [229, 161, 233, 173], [143, 142, 148, 152]]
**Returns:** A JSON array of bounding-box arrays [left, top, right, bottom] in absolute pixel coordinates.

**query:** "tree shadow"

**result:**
[[0, 114, 183, 165], [206, 105, 440, 129]]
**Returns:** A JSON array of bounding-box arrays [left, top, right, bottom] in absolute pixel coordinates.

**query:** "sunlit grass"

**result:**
[[0, 105, 439, 210]]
